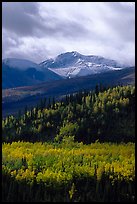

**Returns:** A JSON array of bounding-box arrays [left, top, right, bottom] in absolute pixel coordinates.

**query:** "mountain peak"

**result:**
[[56, 51, 81, 58], [69, 51, 81, 56], [40, 51, 125, 79], [3, 52, 128, 86]]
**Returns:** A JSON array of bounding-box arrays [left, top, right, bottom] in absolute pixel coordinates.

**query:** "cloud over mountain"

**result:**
[[2, 2, 135, 65]]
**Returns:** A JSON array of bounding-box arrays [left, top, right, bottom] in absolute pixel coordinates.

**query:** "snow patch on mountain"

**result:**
[[49, 64, 123, 79], [3, 52, 126, 81], [40, 51, 125, 79]]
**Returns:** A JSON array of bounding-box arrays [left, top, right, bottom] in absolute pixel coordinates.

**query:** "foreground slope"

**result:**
[[2, 142, 135, 202], [2, 84, 135, 202]]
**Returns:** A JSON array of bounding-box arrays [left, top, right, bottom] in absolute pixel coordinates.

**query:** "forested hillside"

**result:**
[[2, 84, 135, 202], [2, 85, 135, 143]]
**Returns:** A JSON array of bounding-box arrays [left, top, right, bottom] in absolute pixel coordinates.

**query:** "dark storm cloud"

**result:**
[[2, 2, 89, 38], [2, 2, 41, 36]]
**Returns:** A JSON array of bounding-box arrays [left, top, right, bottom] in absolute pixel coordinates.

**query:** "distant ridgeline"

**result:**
[[2, 84, 135, 143]]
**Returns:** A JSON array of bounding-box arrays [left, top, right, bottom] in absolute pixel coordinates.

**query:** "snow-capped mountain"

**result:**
[[39, 51, 125, 78], [2, 52, 130, 89]]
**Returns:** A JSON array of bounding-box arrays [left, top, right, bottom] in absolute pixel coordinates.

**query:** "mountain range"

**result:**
[[2, 51, 129, 89], [2, 51, 135, 117]]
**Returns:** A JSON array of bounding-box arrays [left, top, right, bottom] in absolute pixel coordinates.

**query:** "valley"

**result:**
[[2, 66, 135, 117]]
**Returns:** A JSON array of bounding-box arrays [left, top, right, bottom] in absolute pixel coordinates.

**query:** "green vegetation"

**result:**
[[2, 141, 135, 202], [2, 85, 135, 202], [2, 85, 135, 143]]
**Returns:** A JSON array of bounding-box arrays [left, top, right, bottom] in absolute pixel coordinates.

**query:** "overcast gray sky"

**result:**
[[2, 2, 135, 65]]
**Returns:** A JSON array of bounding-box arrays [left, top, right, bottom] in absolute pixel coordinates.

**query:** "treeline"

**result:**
[[2, 85, 135, 143]]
